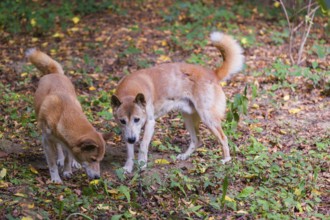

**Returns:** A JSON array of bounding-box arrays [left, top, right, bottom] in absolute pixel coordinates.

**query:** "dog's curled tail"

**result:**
[[25, 48, 64, 75], [210, 32, 244, 81]]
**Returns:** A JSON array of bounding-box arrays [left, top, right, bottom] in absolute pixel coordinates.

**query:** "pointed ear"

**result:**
[[79, 139, 98, 152], [134, 93, 146, 107], [111, 95, 121, 109]]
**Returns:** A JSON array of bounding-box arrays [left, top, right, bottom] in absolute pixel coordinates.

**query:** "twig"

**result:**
[[279, 0, 294, 64], [297, 5, 320, 64]]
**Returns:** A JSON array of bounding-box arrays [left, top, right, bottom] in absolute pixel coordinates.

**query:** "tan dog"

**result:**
[[111, 32, 244, 173], [26, 48, 106, 183]]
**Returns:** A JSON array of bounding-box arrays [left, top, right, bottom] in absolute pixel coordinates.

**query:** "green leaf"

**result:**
[[118, 185, 130, 203], [111, 215, 123, 220], [238, 186, 254, 198]]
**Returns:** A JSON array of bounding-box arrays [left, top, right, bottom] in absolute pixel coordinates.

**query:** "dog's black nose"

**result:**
[[127, 137, 136, 144]]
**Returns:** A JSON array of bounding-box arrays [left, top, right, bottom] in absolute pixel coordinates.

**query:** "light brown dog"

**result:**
[[26, 48, 106, 183], [111, 32, 244, 173]]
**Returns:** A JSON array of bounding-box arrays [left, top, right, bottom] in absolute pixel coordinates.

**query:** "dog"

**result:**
[[111, 32, 244, 173], [26, 48, 107, 183]]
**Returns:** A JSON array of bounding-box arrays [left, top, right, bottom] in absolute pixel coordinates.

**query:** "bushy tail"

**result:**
[[25, 48, 64, 75], [210, 32, 244, 81]]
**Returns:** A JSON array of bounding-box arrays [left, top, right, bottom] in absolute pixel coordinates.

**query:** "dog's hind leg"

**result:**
[[177, 112, 201, 160], [43, 135, 62, 183], [202, 118, 231, 164]]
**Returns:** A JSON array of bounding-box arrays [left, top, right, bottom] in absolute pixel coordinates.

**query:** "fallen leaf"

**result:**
[[72, 16, 80, 24], [225, 195, 235, 202], [0, 168, 7, 179], [289, 108, 301, 114], [283, 95, 290, 101], [89, 86, 96, 91], [29, 164, 38, 174], [155, 159, 170, 164], [89, 179, 100, 185]]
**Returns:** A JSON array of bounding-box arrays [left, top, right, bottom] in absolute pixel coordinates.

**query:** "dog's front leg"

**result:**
[[42, 136, 62, 183], [138, 119, 155, 170], [123, 143, 135, 173]]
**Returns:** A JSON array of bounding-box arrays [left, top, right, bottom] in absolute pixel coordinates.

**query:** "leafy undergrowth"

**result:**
[[0, 0, 329, 219]]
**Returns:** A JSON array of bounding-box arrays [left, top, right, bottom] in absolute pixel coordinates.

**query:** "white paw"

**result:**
[[176, 153, 189, 160], [221, 156, 232, 164], [57, 158, 65, 167], [123, 165, 133, 174], [63, 171, 72, 179], [51, 176, 63, 184], [72, 160, 81, 169]]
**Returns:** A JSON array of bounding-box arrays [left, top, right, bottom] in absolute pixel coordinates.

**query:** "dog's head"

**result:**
[[111, 93, 147, 145], [73, 132, 106, 179]]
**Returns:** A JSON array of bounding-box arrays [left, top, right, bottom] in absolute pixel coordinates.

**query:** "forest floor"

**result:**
[[0, 1, 329, 219]]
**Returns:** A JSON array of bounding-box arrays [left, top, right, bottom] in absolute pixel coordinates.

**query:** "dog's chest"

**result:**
[[154, 97, 195, 118]]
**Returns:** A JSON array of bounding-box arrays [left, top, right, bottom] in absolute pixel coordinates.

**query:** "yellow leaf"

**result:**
[[0, 168, 7, 179], [220, 81, 227, 87], [29, 164, 38, 174], [30, 18, 36, 27], [70, 27, 79, 32], [32, 37, 39, 43], [97, 204, 110, 210], [161, 40, 167, 46], [283, 95, 290, 101], [280, 129, 287, 134], [42, 42, 48, 47], [52, 32, 64, 38], [50, 49, 57, 55], [0, 180, 9, 188], [72, 16, 80, 24], [129, 208, 137, 215], [21, 72, 28, 77], [152, 140, 162, 146], [243, 174, 257, 179], [107, 189, 119, 194], [89, 179, 100, 185], [157, 55, 171, 62], [44, 200, 52, 203], [14, 193, 26, 197], [155, 159, 170, 165], [312, 189, 321, 195], [27, 203, 34, 209], [240, 37, 248, 45], [237, 210, 248, 214], [22, 217, 34, 220], [289, 108, 301, 114], [225, 195, 235, 202], [294, 188, 301, 196], [252, 103, 259, 109], [89, 86, 96, 91], [196, 147, 207, 152], [274, 1, 281, 8]]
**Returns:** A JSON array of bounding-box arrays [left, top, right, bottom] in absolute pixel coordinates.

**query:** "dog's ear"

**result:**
[[111, 95, 121, 109], [134, 93, 146, 107], [79, 139, 98, 152]]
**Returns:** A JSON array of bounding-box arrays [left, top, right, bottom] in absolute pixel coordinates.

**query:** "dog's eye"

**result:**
[[119, 119, 126, 125], [134, 118, 140, 123]]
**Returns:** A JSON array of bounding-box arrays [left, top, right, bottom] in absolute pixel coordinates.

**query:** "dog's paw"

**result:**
[[51, 177, 63, 184], [176, 153, 189, 161], [123, 166, 133, 174], [72, 160, 81, 169], [221, 156, 232, 164], [63, 171, 72, 179], [57, 158, 65, 167]]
